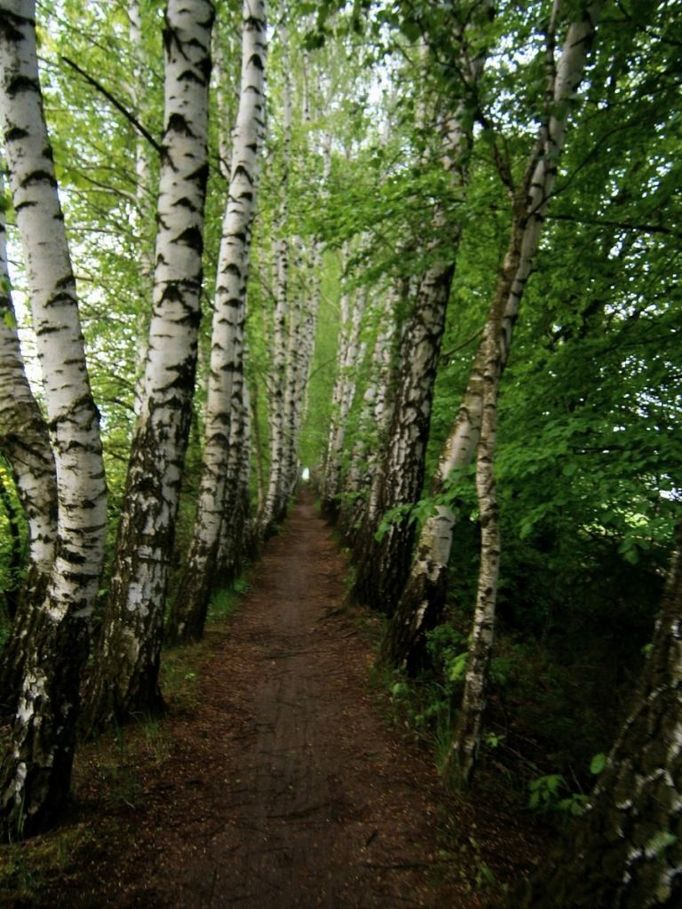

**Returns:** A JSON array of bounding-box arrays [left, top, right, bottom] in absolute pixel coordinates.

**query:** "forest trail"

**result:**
[[32, 489, 531, 908]]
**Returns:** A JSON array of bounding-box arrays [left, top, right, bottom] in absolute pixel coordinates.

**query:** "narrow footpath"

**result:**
[[32, 491, 535, 907]]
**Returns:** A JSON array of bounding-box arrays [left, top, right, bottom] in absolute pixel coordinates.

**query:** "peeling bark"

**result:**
[[84, 0, 214, 730], [0, 163, 57, 715], [0, 0, 106, 838], [262, 43, 292, 533], [167, 0, 266, 646]]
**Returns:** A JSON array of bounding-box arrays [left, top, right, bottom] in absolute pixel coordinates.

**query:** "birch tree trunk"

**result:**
[[515, 524, 682, 908], [352, 4, 493, 614], [339, 290, 396, 536], [280, 238, 304, 499], [0, 0, 107, 837], [446, 323, 501, 786], [216, 375, 252, 580], [167, 0, 266, 645], [84, 0, 214, 729], [383, 0, 604, 670], [322, 285, 367, 515], [0, 164, 57, 715], [262, 52, 292, 533]]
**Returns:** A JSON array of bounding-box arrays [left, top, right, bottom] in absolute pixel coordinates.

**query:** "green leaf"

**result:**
[[590, 753, 607, 775]]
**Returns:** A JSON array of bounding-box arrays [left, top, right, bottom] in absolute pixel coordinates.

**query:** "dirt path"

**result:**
[[26, 491, 535, 907]]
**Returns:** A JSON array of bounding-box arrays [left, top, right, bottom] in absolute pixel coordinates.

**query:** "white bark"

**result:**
[[169, 0, 266, 643], [0, 0, 106, 835], [386, 1, 604, 667], [263, 43, 292, 530], [353, 6, 493, 612], [322, 282, 367, 509], [342, 291, 397, 532], [448, 323, 501, 785], [86, 0, 214, 726], [0, 166, 56, 579]]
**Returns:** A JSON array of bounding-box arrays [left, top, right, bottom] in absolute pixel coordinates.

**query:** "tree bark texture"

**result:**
[[446, 323, 501, 786], [167, 0, 266, 646], [322, 284, 367, 515], [216, 376, 252, 581], [352, 4, 494, 614], [383, 0, 604, 670], [0, 0, 107, 838], [338, 289, 396, 536], [0, 163, 57, 715], [84, 0, 214, 729], [262, 47, 292, 533]]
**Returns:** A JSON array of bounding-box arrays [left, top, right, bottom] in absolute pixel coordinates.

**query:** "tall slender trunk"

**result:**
[[322, 284, 367, 514], [339, 289, 396, 536], [166, 0, 266, 645], [516, 524, 682, 908], [84, 0, 214, 730], [0, 164, 57, 714], [383, 1, 604, 670], [263, 49, 292, 533], [0, 0, 107, 838], [352, 4, 493, 614], [446, 323, 501, 785]]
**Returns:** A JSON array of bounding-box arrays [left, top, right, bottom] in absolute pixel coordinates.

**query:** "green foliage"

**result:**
[[528, 774, 588, 818], [589, 753, 607, 776], [206, 572, 251, 625]]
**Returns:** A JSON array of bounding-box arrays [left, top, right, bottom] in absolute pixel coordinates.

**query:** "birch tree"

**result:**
[[0, 165, 58, 715], [351, 1, 494, 614], [383, 0, 605, 673], [321, 281, 367, 514], [85, 0, 214, 729], [262, 44, 292, 534], [0, 0, 107, 837], [168, 0, 267, 645]]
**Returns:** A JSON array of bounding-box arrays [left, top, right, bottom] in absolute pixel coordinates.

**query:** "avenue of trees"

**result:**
[[0, 0, 679, 905]]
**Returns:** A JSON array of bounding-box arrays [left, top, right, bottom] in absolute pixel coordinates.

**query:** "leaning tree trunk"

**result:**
[[383, 0, 604, 671], [166, 0, 266, 646], [446, 323, 501, 786], [84, 0, 214, 730], [0, 0, 106, 838], [513, 523, 682, 909], [352, 3, 493, 615], [0, 163, 57, 715]]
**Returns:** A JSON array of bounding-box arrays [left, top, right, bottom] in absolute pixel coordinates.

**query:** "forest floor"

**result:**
[[0, 489, 543, 908]]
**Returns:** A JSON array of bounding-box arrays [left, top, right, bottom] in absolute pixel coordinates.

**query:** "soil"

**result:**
[[2, 491, 542, 907]]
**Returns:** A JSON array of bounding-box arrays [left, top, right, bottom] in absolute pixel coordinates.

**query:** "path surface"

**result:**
[[47, 492, 531, 907]]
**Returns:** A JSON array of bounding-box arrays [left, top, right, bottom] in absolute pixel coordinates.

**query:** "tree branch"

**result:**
[[547, 212, 682, 238], [60, 55, 162, 155]]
